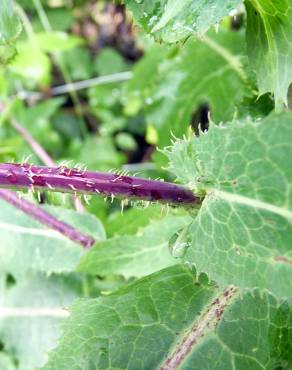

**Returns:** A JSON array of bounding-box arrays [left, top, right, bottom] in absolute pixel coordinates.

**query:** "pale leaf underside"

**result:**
[[168, 112, 292, 298], [0, 274, 81, 370], [78, 214, 192, 278], [0, 200, 104, 277]]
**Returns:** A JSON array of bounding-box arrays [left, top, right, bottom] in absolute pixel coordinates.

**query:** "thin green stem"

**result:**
[[32, 0, 88, 137]]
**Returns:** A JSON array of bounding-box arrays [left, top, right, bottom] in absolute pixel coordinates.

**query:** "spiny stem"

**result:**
[[0, 189, 95, 249], [0, 163, 201, 207]]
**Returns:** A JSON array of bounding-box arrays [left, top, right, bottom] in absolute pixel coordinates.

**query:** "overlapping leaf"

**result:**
[[245, 0, 292, 107], [124, 0, 241, 42], [78, 214, 191, 278], [168, 112, 292, 298], [44, 265, 292, 370], [0, 200, 104, 277]]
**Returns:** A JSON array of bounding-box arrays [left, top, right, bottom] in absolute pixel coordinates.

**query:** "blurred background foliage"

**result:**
[[0, 1, 276, 368], [0, 0, 274, 187]]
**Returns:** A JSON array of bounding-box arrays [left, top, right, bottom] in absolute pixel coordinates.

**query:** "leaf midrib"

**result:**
[[158, 286, 238, 370], [0, 307, 69, 318], [209, 189, 292, 219], [0, 221, 67, 240]]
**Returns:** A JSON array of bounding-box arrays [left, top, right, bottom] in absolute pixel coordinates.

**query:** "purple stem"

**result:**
[[0, 189, 95, 249], [0, 163, 200, 207]]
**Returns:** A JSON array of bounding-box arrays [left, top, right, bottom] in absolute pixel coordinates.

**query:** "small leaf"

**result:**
[[43, 265, 292, 369], [168, 112, 292, 298]]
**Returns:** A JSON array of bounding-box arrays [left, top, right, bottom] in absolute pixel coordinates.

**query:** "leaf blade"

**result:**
[[43, 265, 292, 369], [78, 214, 192, 278], [245, 0, 292, 107], [124, 0, 241, 42], [0, 273, 82, 370], [0, 200, 104, 277], [168, 112, 292, 298]]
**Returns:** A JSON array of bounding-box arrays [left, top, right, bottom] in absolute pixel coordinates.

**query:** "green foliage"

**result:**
[[105, 205, 163, 237], [0, 199, 104, 277], [9, 32, 83, 85], [125, 31, 257, 162], [0, 0, 20, 42], [245, 0, 292, 108], [126, 0, 292, 106], [124, 0, 241, 42], [94, 48, 129, 76], [78, 214, 192, 278], [0, 0, 291, 368], [44, 265, 292, 370], [0, 273, 82, 370], [137, 29, 249, 145], [0, 0, 21, 64]]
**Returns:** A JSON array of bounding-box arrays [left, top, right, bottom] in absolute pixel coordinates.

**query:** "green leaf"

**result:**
[[0, 0, 21, 43], [0, 273, 82, 370], [0, 352, 15, 370], [127, 29, 249, 146], [32, 8, 74, 32], [43, 265, 292, 370], [115, 132, 137, 151], [62, 47, 93, 81], [124, 0, 241, 42], [0, 0, 22, 66], [10, 45, 51, 85], [105, 204, 163, 237], [124, 44, 168, 117], [43, 205, 106, 241], [94, 47, 128, 76], [0, 200, 104, 277], [77, 136, 126, 171], [78, 215, 191, 278], [11, 98, 65, 161], [168, 112, 292, 298], [245, 0, 292, 107], [34, 32, 83, 52]]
